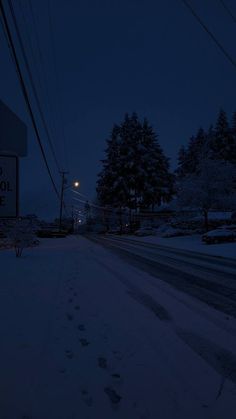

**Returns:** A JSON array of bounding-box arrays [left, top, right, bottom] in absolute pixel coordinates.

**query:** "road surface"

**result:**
[[89, 234, 236, 318]]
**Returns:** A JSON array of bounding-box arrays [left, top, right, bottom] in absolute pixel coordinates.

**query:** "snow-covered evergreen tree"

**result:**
[[177, 109, 236, 179], [97, 123, 128, 209], [141, 118, 174, 208], [229, 111, 236, 164], [178, 158, 236, 230], [177, 128, 207, 177], [209, 109, 236, 163], [96, 113, 174, 212]]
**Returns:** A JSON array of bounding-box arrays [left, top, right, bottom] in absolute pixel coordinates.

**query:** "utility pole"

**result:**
[[59, 171, 68, 231], [71, 205, 75, 233]]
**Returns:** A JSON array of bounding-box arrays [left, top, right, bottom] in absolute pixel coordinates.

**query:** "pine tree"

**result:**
[[97, 124, 127, 208], [177, 110, 236, 178], [230, 112, 236, 163], [118, 113, 143, 211], [210, 109, 236, 162], [141, 118, 174, 208], [178, 158, 236, 230], [97, 114, 174, 213], [231, 111, 236, 134], [177, 128, 207, 177]]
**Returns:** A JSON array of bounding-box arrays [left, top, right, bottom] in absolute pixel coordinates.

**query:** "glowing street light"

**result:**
[[59, 174, 80, 231]]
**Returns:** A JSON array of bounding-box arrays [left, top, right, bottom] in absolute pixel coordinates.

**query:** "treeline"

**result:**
[[96, 110, 236, 228], [177, 109, 236, 178]]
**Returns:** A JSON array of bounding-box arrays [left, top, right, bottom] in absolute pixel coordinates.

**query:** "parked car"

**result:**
[[37, 229, 67, 238], [231, 211, 236, 223], [134, 227, 156, 237], [202, 226, 236, 244], [107, 227, 121, 234]]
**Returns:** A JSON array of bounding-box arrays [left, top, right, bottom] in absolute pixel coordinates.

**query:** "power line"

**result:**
[[72, 195, 121, 213], [26, 0, 65, 168], [18, 0, 61, 171], [0, 0, 60, 199], [47, 0, 69, 172], [72, 195, 167, 220], [180, 0, 236, 71], [219, 0, 236, 24], [7, 0, 61, 173], [72, 192, 152, 218]]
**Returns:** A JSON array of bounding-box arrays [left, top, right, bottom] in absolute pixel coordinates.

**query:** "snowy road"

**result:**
[[89, 234, 236, 318], [0, 235, 236, 419]]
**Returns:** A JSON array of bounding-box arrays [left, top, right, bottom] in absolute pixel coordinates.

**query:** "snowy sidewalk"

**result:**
[[0, 236, 236, 419]]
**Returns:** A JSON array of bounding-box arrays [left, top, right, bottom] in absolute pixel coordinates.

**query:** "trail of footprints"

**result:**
[[62, 277, 123, 409]]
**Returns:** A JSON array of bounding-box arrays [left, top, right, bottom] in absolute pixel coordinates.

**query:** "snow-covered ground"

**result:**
[[126, 233, 236, 259], [0, 236, 236, 419]]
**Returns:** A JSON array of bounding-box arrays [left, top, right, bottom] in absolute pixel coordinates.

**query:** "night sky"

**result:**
[[1, 0, 236, 219]]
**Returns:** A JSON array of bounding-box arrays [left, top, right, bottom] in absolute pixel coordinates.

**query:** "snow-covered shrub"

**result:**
[[7, 219, 37, 257]]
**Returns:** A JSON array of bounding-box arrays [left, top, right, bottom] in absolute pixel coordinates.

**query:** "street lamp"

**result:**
[[59, 174, 80, 231]]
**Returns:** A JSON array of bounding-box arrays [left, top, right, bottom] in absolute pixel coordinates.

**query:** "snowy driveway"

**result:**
[[0, 235, 236, 419]]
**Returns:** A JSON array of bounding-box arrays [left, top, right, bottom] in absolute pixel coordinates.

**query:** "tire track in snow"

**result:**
[[88, 236, 236, 389], [91, 236, 236, 318]]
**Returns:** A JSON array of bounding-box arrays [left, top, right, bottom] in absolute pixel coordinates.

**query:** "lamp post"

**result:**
[[59, 172, 80, 231]]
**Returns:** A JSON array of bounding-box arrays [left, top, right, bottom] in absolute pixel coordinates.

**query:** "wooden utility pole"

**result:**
[[59, 171, 68, 231]]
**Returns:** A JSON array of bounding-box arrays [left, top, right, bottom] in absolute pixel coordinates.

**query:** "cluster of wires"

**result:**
[[0, 0, 69, 206], [71, 189, 170, 221]]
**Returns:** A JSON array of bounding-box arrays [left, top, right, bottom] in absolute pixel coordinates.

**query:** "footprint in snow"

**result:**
[[68, 298, 73, 303], [112, 350, 123, 360], [65, 350, 74, 359], [79, 338, 90, 347], [104, 387, 122, 405], [81, 389, 93, 407], [66, 313, 73, 321], [78, 324, 86, 331], [111, 373, 121, 379], [98, 357, 107, 369], [74, 305, 80, 311]]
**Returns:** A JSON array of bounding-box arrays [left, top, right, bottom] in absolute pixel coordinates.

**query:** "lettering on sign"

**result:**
[[0, 155, 18, 218], [0, 196, 5, 206], [0, 181, 12, 192]]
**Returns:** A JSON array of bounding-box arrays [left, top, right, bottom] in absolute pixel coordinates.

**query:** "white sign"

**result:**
[[0, 100, 27, 157], [0, 155, 18, 218]]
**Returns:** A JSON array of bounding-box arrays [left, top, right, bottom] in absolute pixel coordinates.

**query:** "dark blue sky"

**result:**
[[1, 0, 236, 219]]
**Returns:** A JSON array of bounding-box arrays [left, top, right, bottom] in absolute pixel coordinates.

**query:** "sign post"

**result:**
[[0, 155, 18, 218]]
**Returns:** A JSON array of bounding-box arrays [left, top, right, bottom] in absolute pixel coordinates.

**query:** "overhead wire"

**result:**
[[18, 0, 62, 172], [7, 0, 61, 173], [0, 1, 15, 61], [72, 190, 158, 219], [180, 0, 236, 71], [46, 0, 69, 172], [219, 0, 236, 25], [0, 0, 61, 199]]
